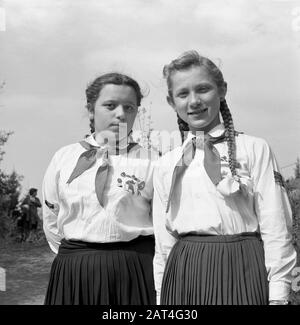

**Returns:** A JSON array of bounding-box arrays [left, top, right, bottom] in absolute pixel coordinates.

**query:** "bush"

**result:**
[[286, 178, 300, 250], [0, 131, 23, 239], [286, 177, 300, 304]]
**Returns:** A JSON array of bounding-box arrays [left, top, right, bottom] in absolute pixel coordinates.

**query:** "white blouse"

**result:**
[[42, 135, 157, 254], [153, 123, 297, 302]]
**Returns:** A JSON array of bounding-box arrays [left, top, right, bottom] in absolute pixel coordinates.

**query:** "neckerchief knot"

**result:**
[[67, 140, 137, 207], [166, 131, 226, 213]]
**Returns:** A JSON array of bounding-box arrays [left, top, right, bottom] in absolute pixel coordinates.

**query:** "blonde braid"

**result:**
[[219, 99, 237, 177]]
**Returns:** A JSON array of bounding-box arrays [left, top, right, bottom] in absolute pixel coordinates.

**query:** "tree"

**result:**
[[294, 157, 300, 179], [285, 173, 300, 272], [0, 130, 13, 163], [285, 175, 300, 304], [0, 131, 23, 238], [0, 82, 24, 238]]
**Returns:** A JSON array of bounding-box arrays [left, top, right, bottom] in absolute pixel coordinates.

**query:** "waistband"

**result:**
[[58, 235, 154, 255], [179, 232, 261, 243]]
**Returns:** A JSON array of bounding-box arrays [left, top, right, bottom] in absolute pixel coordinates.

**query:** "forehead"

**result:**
[[170, 66, 216, 90], [99, 84, 138, 103]]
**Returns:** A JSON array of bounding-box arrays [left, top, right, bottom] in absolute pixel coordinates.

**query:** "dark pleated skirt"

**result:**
[[44, 235, 156, 305], [161, 232, 269, 305]]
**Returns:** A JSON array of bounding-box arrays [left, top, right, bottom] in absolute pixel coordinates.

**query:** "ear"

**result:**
[[220, 82, 227, 101], [167, 95, 176, 112]]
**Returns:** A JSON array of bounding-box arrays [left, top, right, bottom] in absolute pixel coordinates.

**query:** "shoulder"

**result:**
[[236, 133, 274, 165], [155, 145, 182, 173], [49, 142, 84, 167], [236, 133, 271, 151], [161, 145, 182, 162], [55, 142, 83, 156], [54, 142, 83, 157]]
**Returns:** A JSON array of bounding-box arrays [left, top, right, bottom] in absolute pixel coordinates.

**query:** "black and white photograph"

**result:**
[[0, 0, 300, 311]]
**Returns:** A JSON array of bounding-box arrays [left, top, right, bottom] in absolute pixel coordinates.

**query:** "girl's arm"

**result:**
[[152, 165, 177, 304], [42, 152, 62, 254], [251, 138, 297, 302]]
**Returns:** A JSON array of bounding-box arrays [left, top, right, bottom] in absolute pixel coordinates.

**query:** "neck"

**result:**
[[190, 116, 221, 135], [93, 132, 131, 150]]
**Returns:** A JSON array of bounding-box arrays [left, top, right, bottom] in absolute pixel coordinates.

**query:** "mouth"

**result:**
[[109, 123, 120, 128], [187, 108, 208, 115], [109, 123, 128, 134]]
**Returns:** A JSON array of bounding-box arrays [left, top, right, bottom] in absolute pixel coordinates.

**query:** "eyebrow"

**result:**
[[102, 99, 137, 105], [175, 82, 213, 91]]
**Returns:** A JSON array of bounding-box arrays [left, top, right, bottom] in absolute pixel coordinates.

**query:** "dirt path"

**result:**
[[0, 240, 55, 305]]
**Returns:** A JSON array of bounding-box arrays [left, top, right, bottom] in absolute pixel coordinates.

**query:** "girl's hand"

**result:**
[[269, 300, 289, 305]]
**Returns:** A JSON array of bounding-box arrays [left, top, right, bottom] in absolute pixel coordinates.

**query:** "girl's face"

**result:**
[[89, 84, 139, 141], [168, 65, 226, 133]]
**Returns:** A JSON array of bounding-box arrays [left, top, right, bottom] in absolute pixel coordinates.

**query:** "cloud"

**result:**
[[1, 0, 299, 191], [7, 0, 67, 31]]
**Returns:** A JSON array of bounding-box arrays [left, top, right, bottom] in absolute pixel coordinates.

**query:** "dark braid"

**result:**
[[177, 114, 189, 143], [219, 99, 237, 177], [89, 113, 95, 134]]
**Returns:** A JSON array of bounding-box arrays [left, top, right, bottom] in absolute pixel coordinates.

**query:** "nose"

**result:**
[[115, 104, 126, 121], [189, 92, 202, 109]]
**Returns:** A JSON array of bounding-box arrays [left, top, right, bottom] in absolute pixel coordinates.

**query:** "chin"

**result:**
[[95, 129, 118, 143], [189, 120, 209, 131]]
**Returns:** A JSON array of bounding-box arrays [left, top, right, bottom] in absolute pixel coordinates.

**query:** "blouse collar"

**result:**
[[182, 123, 225, 149], [84, 133, 135, 152]]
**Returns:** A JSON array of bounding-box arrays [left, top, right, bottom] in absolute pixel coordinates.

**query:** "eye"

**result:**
[[176, 91, 188, 98], [124, 105, 136, 112], [104, 102, 116, 109], [196, 85, 212, 93]]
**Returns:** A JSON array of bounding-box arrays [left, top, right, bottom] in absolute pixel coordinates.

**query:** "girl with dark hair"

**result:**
[[153, 51, 296, 305], [42, 73, 156, 305]]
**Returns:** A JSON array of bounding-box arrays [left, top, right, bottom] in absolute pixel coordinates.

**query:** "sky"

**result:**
[[0, 0, 300, 198]]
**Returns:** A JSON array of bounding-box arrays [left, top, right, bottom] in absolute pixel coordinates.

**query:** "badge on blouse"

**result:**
[[117, 172, 145, 195]]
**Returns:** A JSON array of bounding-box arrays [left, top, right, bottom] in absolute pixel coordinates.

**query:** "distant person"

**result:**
[[12, 206, 25, 242], [153, 50, 297, 305], [42, 73, 157, 305], [20, 188, 42, 241]]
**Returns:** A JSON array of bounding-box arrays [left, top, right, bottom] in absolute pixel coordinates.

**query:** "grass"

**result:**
[[0, 237, 299, 305], [0, 239, 55, 305]]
